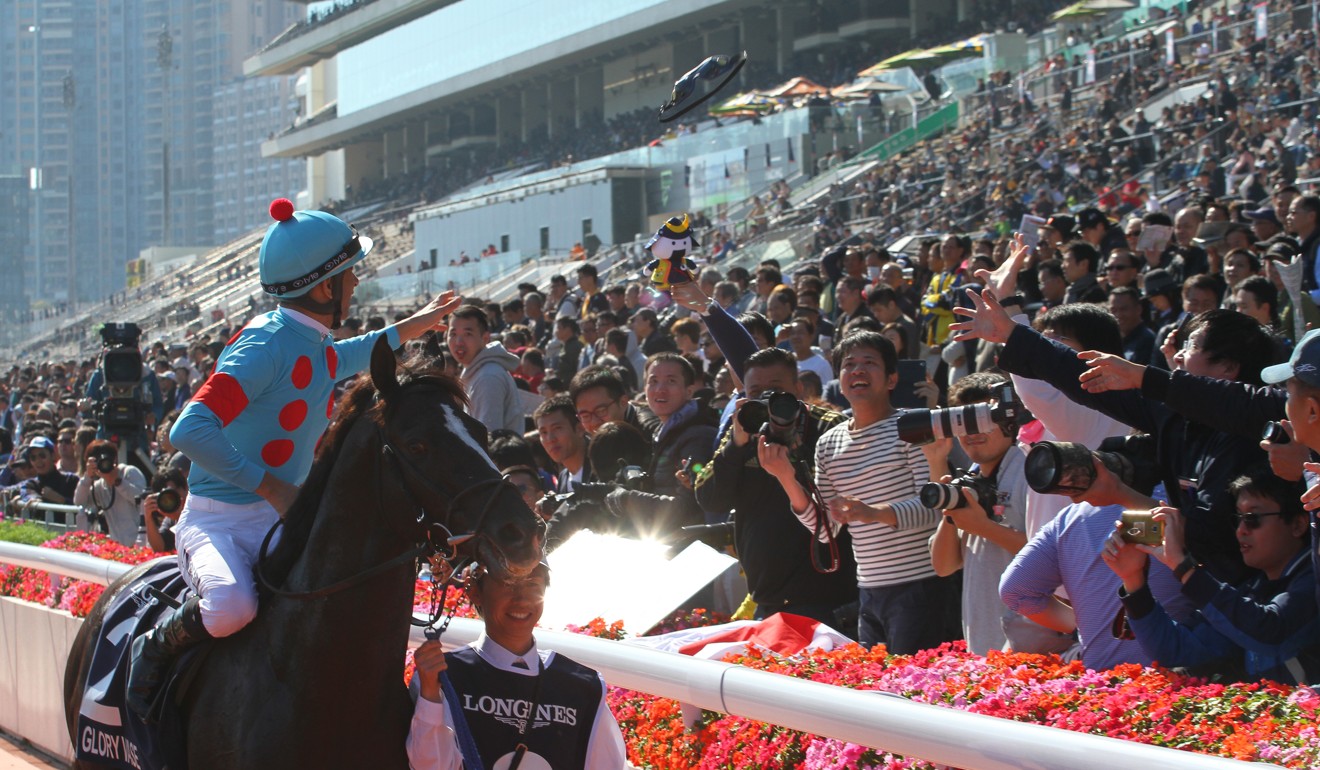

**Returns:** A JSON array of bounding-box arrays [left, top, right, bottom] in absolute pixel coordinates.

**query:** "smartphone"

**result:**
[[1119, 510, 1164, 546], [891, 359, 929, 410]]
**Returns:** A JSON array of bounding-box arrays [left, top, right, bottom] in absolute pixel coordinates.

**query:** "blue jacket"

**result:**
[[1123, 548, 1320, 684]]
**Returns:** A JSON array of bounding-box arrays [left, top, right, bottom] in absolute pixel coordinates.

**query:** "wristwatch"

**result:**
[[1173, 554, 1199, 581]]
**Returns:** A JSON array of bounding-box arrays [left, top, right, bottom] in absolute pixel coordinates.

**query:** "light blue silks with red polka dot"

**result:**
[[170, 308, 399, 505]]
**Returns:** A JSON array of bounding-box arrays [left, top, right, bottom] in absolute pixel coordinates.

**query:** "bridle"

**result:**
[[255, 384, 542, 636]]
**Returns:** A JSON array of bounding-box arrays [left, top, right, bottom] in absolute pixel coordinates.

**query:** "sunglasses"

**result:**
[[1235, 511, 1285, 529], [1105, 263, 1136, 271]]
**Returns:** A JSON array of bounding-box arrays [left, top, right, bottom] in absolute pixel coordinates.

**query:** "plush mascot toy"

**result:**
[[645, 214, 700, 291]]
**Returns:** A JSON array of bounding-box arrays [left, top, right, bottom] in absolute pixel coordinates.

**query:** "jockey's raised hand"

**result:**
[[949, 286, 1016, 345], [394, 290, 463, 342]]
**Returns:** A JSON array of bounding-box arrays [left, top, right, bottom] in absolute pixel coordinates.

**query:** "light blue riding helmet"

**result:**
[[258, 198, 373, 298]]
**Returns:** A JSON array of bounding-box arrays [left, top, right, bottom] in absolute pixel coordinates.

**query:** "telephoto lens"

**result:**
[[1262, 421, 1291, 445], [920, 481, 965, 510], [1023, 441, 1099, 495], [897, 402, 995, 444]]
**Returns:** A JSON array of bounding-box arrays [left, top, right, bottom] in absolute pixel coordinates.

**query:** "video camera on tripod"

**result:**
[[96, 322, 147, 433]]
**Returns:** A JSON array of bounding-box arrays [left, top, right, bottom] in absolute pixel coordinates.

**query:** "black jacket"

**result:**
[[695, 405, 858, 608], [999, 324, 1258, 583], [608, 400, 718, 537]]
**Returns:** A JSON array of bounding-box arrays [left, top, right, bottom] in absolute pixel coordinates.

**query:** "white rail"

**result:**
[[0, 543, 1264, 770]]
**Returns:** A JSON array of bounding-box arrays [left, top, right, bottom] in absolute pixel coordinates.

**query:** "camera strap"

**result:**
[[800, 469, 840, 574]]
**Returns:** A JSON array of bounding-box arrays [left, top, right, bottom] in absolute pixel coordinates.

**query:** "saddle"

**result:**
[[75, 559, 210, 770]]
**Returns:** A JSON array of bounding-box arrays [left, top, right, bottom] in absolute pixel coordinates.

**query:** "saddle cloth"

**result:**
[[75, 558, 200, 770]]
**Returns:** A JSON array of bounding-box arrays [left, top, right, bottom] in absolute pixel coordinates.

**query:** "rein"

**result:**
[[254, 404, 526, 610]]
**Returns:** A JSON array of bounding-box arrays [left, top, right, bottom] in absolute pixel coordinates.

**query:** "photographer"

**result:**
[[1103, 471, 1320, 684], [925, 373, 1068, 655], [143, 469, 188, 553], [954, 286, 1273, 584], [693, 348, 857, 627], [74, 439, 147, 547], [999, 453, 1188, 668]]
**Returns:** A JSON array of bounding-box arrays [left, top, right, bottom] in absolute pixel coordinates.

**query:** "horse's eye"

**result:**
[[408, 441, 428, 454]]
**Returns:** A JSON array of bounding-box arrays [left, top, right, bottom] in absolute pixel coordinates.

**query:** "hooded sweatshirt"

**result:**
[[461, 341, 524, 434]]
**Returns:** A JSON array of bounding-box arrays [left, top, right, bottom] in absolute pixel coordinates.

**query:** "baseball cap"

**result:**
[[172, 356, 191, 371], [1043, 214, 1076, 236], [1245, 207, 1281, 226], [27, 436, 55, 452], [1076, 207, 1108, 230], [1263, 328, 1320, 387]]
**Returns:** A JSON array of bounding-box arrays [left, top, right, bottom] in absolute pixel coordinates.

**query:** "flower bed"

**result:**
[[10, 533, 1317, 768], [609, 641, 1320, 769], [0, 525, 157, 617]]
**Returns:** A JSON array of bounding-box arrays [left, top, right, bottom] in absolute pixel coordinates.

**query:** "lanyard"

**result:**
[[509, 658, 545, 770]]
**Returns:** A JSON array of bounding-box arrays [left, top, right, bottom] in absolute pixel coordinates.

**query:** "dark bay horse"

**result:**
[[64, 339, 545, 769]]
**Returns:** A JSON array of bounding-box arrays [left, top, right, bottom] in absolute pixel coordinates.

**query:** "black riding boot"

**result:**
[[126, 595, 211, 721]]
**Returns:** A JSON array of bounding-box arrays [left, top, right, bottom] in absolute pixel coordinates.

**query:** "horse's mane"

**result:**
[[261, 360, 466, 587]]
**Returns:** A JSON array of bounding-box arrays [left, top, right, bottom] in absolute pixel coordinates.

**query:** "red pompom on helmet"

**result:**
[[269, 198, 295, 222]]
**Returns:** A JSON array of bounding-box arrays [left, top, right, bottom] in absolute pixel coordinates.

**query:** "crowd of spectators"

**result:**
[[13, 0, 1320, 694]]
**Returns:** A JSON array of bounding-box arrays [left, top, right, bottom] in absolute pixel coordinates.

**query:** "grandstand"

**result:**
[[10, 0, 1318, 361]]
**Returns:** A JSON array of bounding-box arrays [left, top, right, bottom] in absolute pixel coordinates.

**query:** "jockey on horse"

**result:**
[[126, 198, 461, 718]]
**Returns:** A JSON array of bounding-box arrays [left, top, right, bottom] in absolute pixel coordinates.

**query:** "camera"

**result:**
[[537, 465, 653, 517], [1119, 510, 1163, 545], [920, 473, 999, 515], [1024, 435, 1159, 497], [737, 390, 804, 446], [93, 452, 117, 475], [157, 488, 182, 515], [897, 384, 1024, 445], [1262, 421, 1290, 445], [97, 322, 146, 432]]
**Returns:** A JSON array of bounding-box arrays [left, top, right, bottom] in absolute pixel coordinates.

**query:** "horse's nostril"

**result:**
[[497, 523, 525, 546]]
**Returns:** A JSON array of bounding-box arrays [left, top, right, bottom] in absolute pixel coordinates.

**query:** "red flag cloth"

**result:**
[[675, 613, 842, 658]]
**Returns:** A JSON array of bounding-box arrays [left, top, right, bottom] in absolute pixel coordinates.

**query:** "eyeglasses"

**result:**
[[1105, 263, 1135, 272], [575, 403, 616, 423], [493, 576, 548, 597], [1234, 511, 1285, 529]]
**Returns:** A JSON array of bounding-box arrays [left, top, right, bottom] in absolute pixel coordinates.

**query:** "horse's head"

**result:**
[[368, 338, 545, 579]]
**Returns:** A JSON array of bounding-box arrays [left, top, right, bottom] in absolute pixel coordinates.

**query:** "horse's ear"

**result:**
[[370, 336, 400, 400]]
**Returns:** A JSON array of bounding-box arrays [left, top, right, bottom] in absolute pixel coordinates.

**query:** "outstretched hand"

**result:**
[[949, 286, 1016, 345], [1077, 351, 1146, 393], [669, 283, 713, 314], [977, 232, 1031, 299]]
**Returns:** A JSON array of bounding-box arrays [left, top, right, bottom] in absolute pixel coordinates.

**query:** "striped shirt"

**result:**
[[803, 413, 939, 588]]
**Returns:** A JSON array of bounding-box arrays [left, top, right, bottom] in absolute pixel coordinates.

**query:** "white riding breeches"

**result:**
[[174, 495, 281, 638]]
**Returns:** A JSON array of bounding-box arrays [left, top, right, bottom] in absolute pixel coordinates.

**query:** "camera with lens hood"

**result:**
[[1024, 434, 1159, 497], [897, 384, 1024, 445], [920, 473, 999, 515]]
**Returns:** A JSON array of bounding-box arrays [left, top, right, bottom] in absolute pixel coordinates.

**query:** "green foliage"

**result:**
[[0, 520, 61, 546]]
